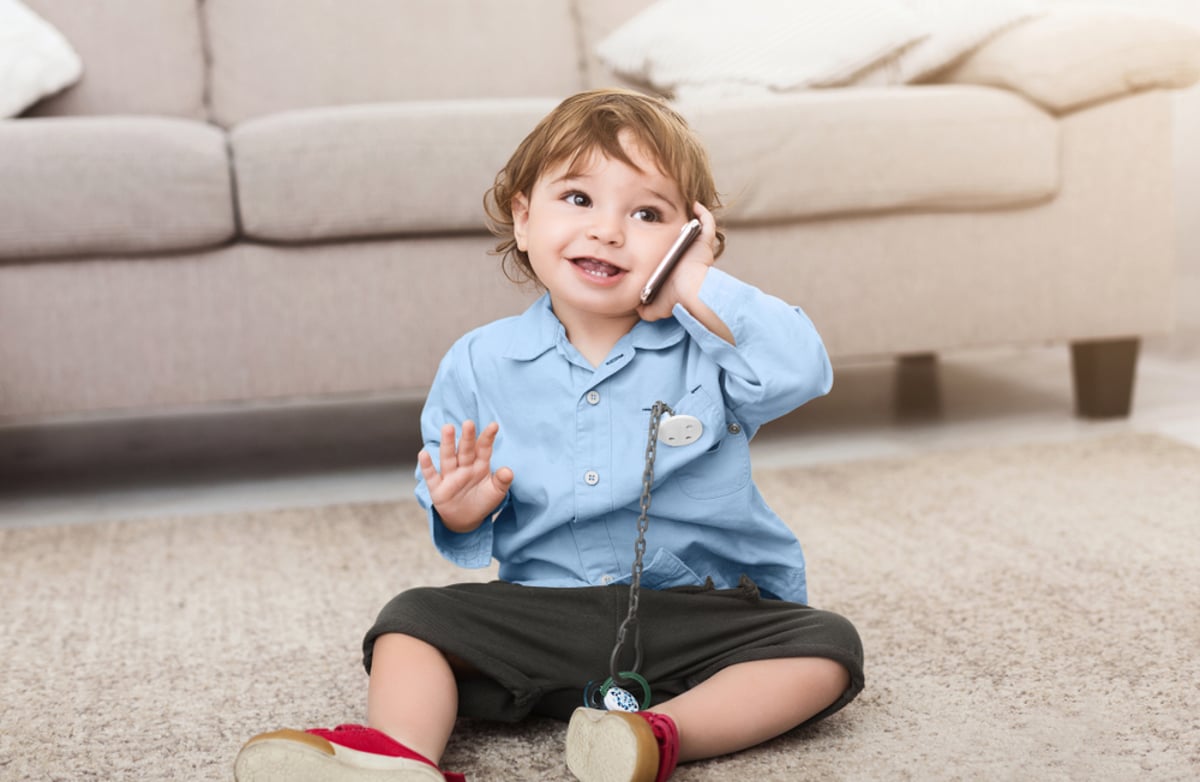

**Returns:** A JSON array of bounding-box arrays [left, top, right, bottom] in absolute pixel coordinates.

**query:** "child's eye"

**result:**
[[633, 208, 661, 223], [564, 192, 591, 207]]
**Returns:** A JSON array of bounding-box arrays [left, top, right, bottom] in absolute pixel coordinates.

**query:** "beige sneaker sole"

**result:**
[[565, 708, 660, 782], [234, 729, 444, 782]]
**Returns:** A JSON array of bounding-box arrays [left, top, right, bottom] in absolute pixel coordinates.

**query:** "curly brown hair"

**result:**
[[484, 88, 725, 287]]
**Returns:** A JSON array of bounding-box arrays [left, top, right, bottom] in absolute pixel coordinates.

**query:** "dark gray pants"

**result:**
[[363, 578, 864, 724]]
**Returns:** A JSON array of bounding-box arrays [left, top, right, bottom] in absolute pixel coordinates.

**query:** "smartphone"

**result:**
[[640, 218, 702, 305]]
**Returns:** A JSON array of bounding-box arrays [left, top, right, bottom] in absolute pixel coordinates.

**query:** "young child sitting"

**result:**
[[235, 87, 864, 782]]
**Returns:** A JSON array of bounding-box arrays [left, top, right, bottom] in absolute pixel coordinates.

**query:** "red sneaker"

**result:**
[[565, 708, 680, 782], [234, 724, 465, 782]]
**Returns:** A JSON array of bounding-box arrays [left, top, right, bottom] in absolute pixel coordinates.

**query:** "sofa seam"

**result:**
[[223, 134, 245, 239], [567, 0, 590, 91], [195, 0, 218, 126]]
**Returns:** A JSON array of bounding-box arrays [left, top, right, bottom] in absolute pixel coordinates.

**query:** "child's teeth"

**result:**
[[576, 258, 618, 277]]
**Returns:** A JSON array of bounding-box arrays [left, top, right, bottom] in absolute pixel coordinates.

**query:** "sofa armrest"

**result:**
[[935, 8, 1200, 114]]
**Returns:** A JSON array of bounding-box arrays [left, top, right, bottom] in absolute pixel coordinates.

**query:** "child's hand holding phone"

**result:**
[[638, 202, 718, 310], [640, 217, 702, 305], [637, 202, 733, 344]]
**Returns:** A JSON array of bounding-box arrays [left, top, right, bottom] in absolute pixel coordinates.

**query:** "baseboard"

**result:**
[[0, 397, 424, 490]]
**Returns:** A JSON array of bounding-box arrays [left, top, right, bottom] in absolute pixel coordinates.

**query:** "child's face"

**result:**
[[512, 132, 690, 331]]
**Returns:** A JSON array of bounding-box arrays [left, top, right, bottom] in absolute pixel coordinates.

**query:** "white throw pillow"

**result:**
[[0, 0, 82, 117], [853, 0, 1045, 86], [939, 6, 1200, 112], [595, 0, 930, 98]]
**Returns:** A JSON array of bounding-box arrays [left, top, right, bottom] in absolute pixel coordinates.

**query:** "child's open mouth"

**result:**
[[571, 257, 624, 280]]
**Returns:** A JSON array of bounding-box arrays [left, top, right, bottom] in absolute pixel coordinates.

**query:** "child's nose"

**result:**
[[586, 213, 624, 246]]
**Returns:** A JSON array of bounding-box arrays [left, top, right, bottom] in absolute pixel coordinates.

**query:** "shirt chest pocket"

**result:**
[[665, 388, 752, 500], [674, 426, 752, 499]]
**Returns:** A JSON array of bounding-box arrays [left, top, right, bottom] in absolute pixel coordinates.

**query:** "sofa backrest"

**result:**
[[21, 0, 207, 120], [20, 0, 657, 126], [202, 0, 587, 127], [575, 0, 655, 89]]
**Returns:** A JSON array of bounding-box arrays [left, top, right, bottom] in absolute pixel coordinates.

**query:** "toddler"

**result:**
[[235, 88, 863, 782]]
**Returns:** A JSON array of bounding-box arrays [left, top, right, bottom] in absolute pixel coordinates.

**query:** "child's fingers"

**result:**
[[417, 449, 440, 489], [478, 423, 508, 492], [475, 421, 500, 459], [493, 465, 514, 494], [438, 422, 459, 472], [457, 419, 478, 467], [692, 201, 718, 262]]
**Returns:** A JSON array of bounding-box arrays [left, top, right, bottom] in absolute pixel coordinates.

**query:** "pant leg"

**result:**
[[633, 578, 865, 725], [363, 582, 625, 722], [363, 579, 863, 725]]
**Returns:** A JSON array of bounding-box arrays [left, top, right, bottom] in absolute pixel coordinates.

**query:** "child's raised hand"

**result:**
[[417, 420, 514, 533]]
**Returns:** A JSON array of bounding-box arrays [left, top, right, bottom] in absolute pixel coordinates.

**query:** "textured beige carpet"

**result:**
[[2, 433, 1198, 781]]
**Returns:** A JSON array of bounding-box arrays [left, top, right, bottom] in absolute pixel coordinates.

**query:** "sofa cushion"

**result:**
[[20, 0, 206, 119], [939, 7, 1200, 114], [231, 99, 559, 242], [0, 117, 234, 259], [204, 0, 584, 128], [232, 88, 1058, 243], [682, 85, 1059, 224], [0, 239, 539, 418]]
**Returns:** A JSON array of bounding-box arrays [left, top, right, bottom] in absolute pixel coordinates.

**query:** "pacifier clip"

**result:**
[[585, 400, 700, 713]]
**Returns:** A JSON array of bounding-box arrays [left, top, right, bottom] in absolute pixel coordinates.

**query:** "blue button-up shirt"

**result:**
[[416, 268, 832, 604]]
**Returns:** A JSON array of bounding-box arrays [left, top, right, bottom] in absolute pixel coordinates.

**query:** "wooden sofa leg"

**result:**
[[1070, 338, 1140, 419]]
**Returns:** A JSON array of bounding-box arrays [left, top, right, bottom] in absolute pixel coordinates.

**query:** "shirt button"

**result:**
[[600, 574, 615, 585], [584, 470, 600, 486], [586, 390, 601, 405], [728, 423, 743, 435]]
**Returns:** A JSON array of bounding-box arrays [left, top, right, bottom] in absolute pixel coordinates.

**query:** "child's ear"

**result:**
[[511, 194, 530, 252]]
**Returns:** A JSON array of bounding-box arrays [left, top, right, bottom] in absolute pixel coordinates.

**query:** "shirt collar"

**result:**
[[503, 293, 687, 361]]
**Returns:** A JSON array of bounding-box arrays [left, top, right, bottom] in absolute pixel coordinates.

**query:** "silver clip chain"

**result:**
[[608, 401, 674, 686]]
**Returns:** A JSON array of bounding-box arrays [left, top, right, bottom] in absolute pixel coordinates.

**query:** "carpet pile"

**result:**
[[2, 433, 1197, 780]]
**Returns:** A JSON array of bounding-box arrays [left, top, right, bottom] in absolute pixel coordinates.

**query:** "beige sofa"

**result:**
[[3, 0, 1199, 434]]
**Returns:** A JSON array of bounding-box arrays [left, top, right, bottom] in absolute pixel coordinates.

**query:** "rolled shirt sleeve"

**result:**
[[672, 267, 832, 435]]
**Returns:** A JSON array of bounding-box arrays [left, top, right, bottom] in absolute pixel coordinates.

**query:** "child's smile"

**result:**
[[570, 255, 624, 283]]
